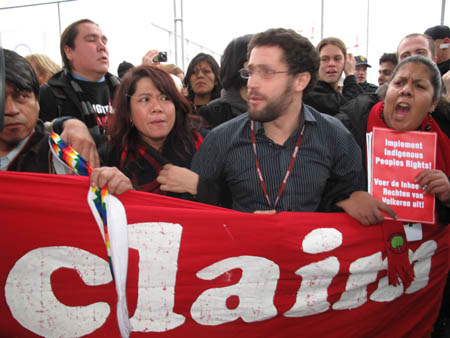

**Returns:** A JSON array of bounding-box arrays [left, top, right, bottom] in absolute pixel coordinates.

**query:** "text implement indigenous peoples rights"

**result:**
[[368, 127, 437, 223]]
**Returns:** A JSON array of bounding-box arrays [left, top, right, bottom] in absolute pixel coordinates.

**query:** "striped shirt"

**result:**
[[191, 104, 365, 212]]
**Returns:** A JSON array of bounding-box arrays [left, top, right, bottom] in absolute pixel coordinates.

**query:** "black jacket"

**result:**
[[303, 75, 364, 116], [359, 81, 378, 93], [7, 120, 52, 173], [39, 70, 119, 124], [438, 58, 450, 76], [198, 88, 248, 129]]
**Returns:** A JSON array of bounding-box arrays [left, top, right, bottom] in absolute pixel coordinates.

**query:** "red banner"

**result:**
[[0, 172, 448, 337]]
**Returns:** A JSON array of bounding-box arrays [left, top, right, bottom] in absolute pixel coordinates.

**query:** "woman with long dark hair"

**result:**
[[183, 53, 221, 116], [100, 65, 205, 200]]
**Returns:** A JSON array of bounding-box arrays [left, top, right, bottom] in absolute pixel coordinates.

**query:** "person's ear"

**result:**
[[294, 72, 311, 92], [430, 99, 439, 113], [64, 45, 74, 64]]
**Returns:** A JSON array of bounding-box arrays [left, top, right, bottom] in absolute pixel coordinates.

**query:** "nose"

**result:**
[[5, 95, 19, 116], [150, 98, 163, 113], [399, 82, 413, 97], [246, 72, 259, 89], [98, 40, 107, 52]]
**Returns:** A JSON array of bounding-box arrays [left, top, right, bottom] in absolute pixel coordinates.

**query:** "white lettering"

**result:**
[[284, 257, 339, 317], [406, 240, 436, 294], [5, 246, 111, 338], [302, 228, 343, 254], [191, 256, 279, 325], [333, 252, 385, 310], [128, 222, 185, 332]]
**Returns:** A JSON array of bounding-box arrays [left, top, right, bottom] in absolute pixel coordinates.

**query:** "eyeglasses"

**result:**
[[239, 67, 289, 80]]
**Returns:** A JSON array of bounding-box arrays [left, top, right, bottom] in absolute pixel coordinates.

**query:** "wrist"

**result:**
[[52, 116, 76, 134]]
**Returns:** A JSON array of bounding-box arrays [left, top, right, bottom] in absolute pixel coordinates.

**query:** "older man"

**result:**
[[0, 49, 130, 194], [39, 19, 119, 137]]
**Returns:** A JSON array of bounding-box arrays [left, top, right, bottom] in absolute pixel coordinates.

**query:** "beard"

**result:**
[[248, 78, 294, 123]]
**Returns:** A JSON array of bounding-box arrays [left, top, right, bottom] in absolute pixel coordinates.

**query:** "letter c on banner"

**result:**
[[5, 246, 112, 338]]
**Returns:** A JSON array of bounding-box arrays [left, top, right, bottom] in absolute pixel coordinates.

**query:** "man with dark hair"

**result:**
[[425, 25, 450, 75], [354, 55, 378, 93], [197, 34, 253, 129], [378, 53, 397, 86], [0, 49, 93, 171], [0, 49, 49, 172], [191, 28, 392, 225], [303, 37, 364, 116], [0, 48, 131, 193], [39, 19, 119, 137]]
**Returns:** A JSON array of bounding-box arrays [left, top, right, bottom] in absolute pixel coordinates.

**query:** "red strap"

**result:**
[[193, 130, 204, 151], [250, 120, 305, 209]]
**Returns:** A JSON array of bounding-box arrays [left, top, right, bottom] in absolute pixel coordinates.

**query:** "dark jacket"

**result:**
[[198, 88, 248, 129], [39, 70, 119, 125], [7, 120, 52, 173], [359, 81, 378, 93], [432, 100, 450, 139], [335, 92, 381, 158], [438, 58, 450, 76], [303, 75, 364, 116]]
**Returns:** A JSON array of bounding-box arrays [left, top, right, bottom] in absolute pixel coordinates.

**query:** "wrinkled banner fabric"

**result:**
[[0, 172, 448, 338]]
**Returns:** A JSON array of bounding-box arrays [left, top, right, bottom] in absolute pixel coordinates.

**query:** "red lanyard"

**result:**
[[250, 120, 305, 209]]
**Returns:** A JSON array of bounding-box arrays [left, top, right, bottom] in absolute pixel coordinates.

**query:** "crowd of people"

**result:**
[[1, 18, 450, 336]]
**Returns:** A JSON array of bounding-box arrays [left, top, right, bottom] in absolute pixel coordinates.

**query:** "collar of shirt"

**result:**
[[0, 134, 32, 170], [71, 72, 105, 83]]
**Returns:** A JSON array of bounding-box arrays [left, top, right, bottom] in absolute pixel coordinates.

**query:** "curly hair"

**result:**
[[108, 65, 194, 160], [247, 28, 320, 94]]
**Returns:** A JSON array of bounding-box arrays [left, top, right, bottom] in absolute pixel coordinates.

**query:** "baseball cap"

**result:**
[[355, 55, 371, 68], [424, 25, 450, 40]]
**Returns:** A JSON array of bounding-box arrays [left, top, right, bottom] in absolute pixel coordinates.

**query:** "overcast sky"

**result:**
[[0, 0, 448, 83]]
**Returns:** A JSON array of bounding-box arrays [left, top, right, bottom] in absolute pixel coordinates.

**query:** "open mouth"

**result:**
[[395, 102, 410, 116]]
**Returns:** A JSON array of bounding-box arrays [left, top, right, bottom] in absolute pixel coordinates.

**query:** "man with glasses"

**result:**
[[191, 28, 394, 225]]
